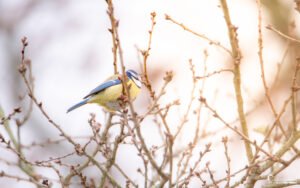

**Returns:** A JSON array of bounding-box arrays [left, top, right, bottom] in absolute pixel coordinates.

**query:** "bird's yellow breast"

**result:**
[[87, 79, 140, 111]]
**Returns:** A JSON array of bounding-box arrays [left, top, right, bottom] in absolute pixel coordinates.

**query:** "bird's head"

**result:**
[[126, 69, 142, 88]]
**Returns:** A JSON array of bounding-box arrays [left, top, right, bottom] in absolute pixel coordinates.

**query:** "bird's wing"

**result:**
[[83, 76, 121, 99]]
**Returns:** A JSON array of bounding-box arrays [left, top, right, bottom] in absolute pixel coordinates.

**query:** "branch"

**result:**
[[142, 12, 157, 98], [165, 14, 232, 55], [219, 0, 253, 163], [266, 25, 300, 44]]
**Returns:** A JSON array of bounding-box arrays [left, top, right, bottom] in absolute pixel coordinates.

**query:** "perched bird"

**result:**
[[67, 70, 142, 113]]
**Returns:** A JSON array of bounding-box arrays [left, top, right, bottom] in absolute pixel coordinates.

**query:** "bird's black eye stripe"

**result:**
[[132, 75, 139, 80], [132, 77, 142, 88], [128, 71, 140, 80]]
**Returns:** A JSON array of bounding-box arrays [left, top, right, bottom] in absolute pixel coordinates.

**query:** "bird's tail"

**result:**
[[67, 99, 88, 113]]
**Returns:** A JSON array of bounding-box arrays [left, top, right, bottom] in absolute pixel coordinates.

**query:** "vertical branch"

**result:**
[[167, 134, 173, 188], [196, 50, 208, 140], [291, 58, 300, 131], [219, 0, 253, 162], [173, 60, 197, 139], [106, 0, 127, 91], [144, 160, 149, 188], [142, 12, 157, 98], [256, 0, 287, 137], [106, 0, 118, 74], [18, 61, 34, 126], [222, 137, 231, 188]]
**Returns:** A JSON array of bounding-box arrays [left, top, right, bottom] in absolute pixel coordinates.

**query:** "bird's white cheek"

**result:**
[[132, 78, 142, 88]]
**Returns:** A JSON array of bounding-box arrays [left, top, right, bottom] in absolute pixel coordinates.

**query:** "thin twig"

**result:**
[[142, 12, 157, 98], [165, 14, 232, 55], [266, 25, 300, 44]]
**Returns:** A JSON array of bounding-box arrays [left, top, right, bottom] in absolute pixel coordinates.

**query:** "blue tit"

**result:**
[[67, 70, 141, 113]]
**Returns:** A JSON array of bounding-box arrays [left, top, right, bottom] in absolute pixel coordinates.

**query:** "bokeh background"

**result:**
[[0, 0, 299, 187]]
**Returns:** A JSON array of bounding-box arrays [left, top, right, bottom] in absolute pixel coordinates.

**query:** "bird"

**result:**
[[67, 69, 142, 113]]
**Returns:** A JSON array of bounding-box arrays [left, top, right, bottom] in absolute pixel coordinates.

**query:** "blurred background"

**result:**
[[0, 0, 299, 187]]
